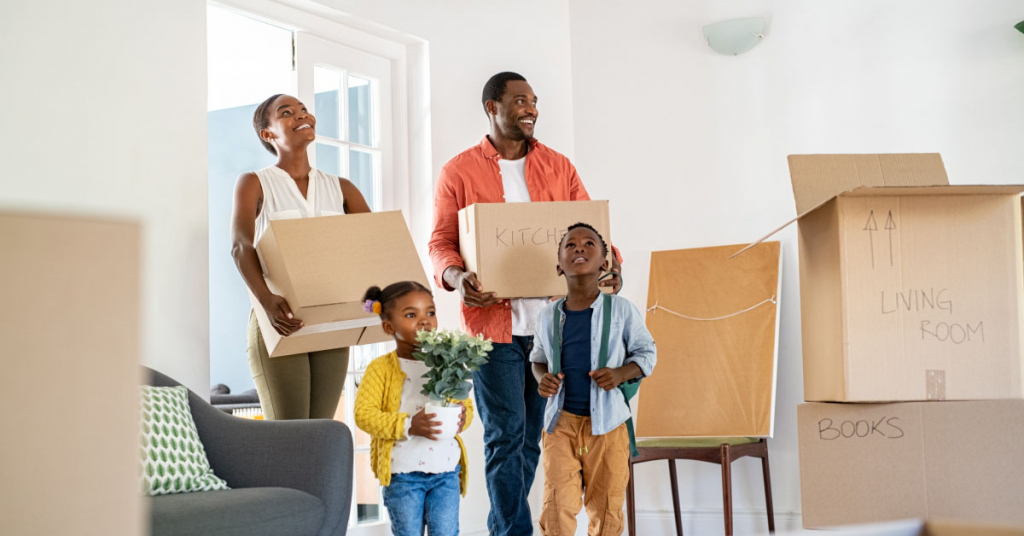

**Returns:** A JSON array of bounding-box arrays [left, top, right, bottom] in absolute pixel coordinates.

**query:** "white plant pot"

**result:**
[[425, 402, 463, 440]]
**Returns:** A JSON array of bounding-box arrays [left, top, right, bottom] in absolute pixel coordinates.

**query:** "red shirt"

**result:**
[[429, 136, 618, 343]]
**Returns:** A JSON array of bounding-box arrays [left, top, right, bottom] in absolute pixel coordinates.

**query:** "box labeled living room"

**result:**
[[752, 153, 1024, 402]]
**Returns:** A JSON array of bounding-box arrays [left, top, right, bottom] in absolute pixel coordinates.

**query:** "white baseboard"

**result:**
[[460, 508, 803, 536]]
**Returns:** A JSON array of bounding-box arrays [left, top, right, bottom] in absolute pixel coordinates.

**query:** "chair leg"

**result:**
[[761, 444, 775, 533], [627, 459, 637, 536], [721, 444, 733, 536], [668, 460, 683, 536]]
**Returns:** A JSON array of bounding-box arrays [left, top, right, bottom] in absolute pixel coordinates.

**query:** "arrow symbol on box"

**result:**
[[864, 210, 878, 269], [885, 210, 896, 267]]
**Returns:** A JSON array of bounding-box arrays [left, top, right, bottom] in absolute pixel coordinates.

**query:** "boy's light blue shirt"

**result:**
[[529, 292, 657, 436]]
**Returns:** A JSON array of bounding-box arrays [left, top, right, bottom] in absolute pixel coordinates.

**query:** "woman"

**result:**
[[231, 93, 371, 420]]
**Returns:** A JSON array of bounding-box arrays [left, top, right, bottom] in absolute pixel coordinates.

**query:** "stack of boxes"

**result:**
[[779, 154, 1024, 528]]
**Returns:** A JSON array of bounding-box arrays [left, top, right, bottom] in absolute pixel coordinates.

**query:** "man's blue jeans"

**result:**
[[383, 467, 460, 536], [473, 336, 546, 535]]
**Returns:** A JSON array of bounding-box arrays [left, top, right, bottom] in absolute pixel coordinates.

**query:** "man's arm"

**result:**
[[428, 162, 500, 307], [427, 164, 466, 292]]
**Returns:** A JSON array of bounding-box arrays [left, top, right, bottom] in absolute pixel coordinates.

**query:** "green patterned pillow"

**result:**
[[139, 385, 229, 496]]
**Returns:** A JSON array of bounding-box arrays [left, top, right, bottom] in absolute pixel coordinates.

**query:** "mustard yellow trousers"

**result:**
[[539, 412, 630, 536]]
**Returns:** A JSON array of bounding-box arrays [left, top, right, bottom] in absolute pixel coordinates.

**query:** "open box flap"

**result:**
[[790, 153, 948, 215]]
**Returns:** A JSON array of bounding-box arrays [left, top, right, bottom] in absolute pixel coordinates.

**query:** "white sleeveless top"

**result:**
[[253, 166, 347, 244]]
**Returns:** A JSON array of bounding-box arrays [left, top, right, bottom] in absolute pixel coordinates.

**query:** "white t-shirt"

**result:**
[[498, 156, 550, 337], [391, 358, 461, 474]]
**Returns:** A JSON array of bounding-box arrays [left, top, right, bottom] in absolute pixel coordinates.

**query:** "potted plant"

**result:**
[[413, 328, 491, 439]]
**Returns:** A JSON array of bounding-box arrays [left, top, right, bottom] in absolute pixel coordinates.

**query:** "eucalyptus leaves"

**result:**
[[413, 329, 492, 407]]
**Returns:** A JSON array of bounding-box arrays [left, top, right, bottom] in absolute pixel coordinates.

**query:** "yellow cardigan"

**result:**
[[354, 350, 474, 495]]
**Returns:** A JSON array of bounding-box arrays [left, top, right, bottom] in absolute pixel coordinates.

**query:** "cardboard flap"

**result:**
[[732, 153, 955, 259], [730, 210, 809, 259], [840, 184, 1024, 197], [264, 211, 428, 308], [789, 154, 948, 215]]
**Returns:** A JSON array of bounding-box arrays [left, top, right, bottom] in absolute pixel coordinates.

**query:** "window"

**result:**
[[297, 33, 394, 212], [207, 4, 407, 531]]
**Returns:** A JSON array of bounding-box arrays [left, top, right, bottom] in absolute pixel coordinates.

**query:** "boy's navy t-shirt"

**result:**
[[560, 307, 593, 417]]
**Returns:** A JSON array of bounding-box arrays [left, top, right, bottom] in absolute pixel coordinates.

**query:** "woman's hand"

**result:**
[[409, 409, 441, 440], [260, 293, 304, 336]]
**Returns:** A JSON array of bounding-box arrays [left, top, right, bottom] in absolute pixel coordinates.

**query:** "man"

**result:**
[[429, 71, 621, 535]]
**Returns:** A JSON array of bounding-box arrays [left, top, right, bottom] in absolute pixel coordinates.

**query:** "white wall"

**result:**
[[568, 1, 1024, 533], [0, 0, 210, 394]]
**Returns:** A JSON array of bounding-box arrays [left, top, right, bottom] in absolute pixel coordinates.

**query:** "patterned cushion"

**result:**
[[140, 386, 229, 496]]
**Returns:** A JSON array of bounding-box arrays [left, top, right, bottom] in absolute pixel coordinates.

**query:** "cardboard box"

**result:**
[[765, 519, 1024, 536], [797, 401, 1024, 529], [1, 212, 143, 535], [252, 211, 429, 357], [746, 153, 1024, 402], [458, 201, 612, 298], [638, 242, 781, 437]]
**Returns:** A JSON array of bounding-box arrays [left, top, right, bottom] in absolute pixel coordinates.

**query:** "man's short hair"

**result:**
[[481, 72, 527, 114]]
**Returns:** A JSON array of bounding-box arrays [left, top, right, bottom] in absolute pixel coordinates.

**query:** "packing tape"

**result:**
[[926, 369, 946, 400], [295, 316, 382, 336]]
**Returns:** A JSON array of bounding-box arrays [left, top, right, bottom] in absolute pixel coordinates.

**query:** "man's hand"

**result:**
[[259, 293, 304, 336], [444, 266, 500, 308], [538, 372, 564, 398], [599, 256, 623, 294], [590, 367, 628, 391], [409, 409, 441, 440]]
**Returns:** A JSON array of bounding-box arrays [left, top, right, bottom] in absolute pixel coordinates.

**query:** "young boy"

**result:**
[[530, 222, 656, 536]]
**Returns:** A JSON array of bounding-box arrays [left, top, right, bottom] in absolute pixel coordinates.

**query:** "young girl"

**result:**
[[354, 281, 472, 536]]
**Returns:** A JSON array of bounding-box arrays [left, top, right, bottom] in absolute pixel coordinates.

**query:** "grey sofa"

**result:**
[[144, 367, 353, 536]]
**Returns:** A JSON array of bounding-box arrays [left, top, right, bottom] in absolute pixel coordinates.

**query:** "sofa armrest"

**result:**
[[190, 392, 353, 536]]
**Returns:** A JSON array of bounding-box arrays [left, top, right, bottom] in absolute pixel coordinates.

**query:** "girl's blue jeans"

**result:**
[[383, 466, 460, 536]]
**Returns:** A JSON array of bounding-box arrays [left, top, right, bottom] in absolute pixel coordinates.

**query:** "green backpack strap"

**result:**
[[597, 292, 613, 369], [596, 293, 640, 458]]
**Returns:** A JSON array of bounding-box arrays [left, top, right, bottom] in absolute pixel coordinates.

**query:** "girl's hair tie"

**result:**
[[363, 299, 381, 314]]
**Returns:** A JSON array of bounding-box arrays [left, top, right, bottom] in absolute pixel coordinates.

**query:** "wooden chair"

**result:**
[[626, 437, 774, 536]]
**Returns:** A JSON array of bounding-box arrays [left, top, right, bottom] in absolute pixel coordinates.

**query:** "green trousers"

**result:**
[[246, 310, 349, 420]]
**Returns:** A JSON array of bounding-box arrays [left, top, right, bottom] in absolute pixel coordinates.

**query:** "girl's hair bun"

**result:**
[[362, 286, 383, 303]]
